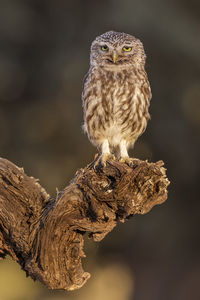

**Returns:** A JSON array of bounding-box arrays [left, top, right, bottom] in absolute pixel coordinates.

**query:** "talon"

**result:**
[[94, 153, 115, 168], [101, 153, 115, 166], [120, 156, 134, 166]]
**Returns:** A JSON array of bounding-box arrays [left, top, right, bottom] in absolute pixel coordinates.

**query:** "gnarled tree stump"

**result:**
[[0, 156, 169, 290]]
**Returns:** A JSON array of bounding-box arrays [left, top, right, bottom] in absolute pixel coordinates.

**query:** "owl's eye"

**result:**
[[101, 45, 109, 51], [122, 46, 132, 52]]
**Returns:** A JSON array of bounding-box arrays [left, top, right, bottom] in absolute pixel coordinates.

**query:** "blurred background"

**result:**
[[0, 0, 200, 299]]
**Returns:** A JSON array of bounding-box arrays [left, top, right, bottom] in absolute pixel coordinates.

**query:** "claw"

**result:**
[[94, 153, 115, 168], [94, 139, 116, 168], [119, 156, 134, 167], [101, 153, 115, 166]]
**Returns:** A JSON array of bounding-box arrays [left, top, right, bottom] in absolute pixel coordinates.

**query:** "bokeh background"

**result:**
[[0, 0, 200, 299]]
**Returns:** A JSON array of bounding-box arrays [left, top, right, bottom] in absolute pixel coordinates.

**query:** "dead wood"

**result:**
[[0, 156, 169, 290]]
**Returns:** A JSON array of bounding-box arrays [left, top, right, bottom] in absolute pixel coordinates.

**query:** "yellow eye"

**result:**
[[101, 45, 109, 51], [123, 46, 132, 52]]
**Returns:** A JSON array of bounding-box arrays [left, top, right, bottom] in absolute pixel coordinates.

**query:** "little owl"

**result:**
[[82, 31, 151, 165]]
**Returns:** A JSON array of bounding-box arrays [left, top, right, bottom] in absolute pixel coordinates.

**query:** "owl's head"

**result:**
[[90, 31, 146, 70]]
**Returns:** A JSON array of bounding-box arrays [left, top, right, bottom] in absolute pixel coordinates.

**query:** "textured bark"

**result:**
[[0, 156, 169, 290]]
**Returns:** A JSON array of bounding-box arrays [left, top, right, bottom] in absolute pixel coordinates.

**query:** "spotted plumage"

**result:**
[[82, 31, 152, 165]]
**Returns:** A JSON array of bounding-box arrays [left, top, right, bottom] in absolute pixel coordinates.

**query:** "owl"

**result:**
[[82, 31, 151, 165]]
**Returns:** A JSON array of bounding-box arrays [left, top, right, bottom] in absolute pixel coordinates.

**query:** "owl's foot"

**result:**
[[94, 139, 116, 167], [101, 153, 116, 166], [120, 156, 134, 167], [119, 140, 134, 166], [94, 153, 115, 168]]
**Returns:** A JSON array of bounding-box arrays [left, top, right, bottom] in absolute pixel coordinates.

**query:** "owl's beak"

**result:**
[[112, 51, 118, 63]]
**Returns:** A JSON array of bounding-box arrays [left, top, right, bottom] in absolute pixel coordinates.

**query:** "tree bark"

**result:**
[[0, 156, 169, 291]]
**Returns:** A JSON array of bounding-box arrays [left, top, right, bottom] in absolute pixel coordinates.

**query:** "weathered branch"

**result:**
[[0, 156, 169, 290]]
